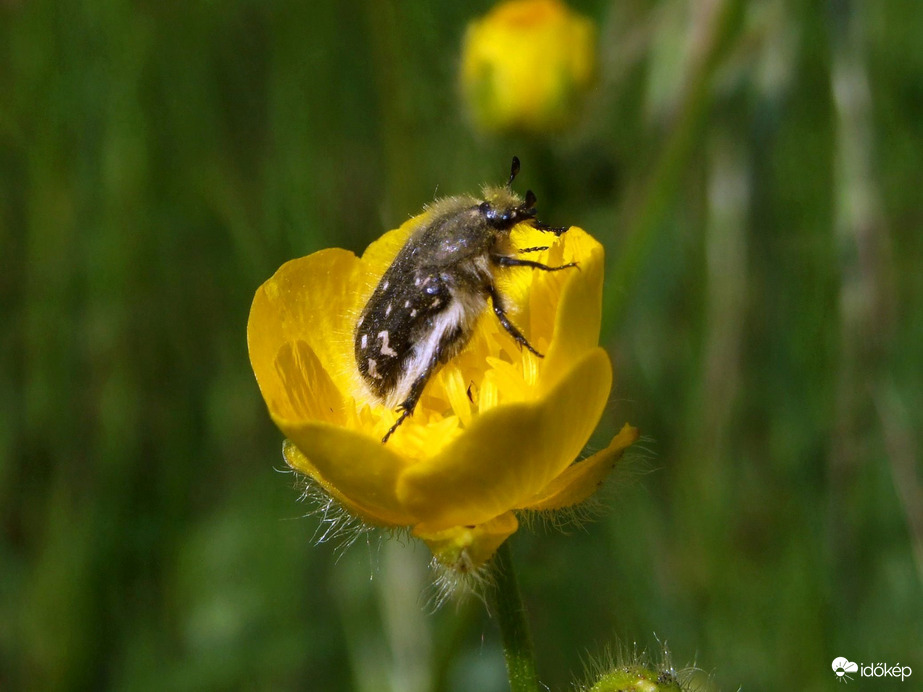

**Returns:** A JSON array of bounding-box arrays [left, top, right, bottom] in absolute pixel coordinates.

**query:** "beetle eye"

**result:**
[[479, 201, 491, 214]]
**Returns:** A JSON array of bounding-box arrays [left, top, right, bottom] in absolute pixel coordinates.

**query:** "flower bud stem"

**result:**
[[491, 541, 540, 692]]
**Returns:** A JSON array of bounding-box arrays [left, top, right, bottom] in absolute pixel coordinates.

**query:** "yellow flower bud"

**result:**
[[460, 0, 598, 134], [588, 665, 684, 692]]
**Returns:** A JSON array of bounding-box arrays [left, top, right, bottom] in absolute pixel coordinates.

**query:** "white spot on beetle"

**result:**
[[404, 300, 411, 308], [414, 277, 422, 286], [410, 309, 418, 317], [360, 333, 368, 349], [431, 298, 441, 308], [382, 280, 389, 291], [378, 331, 397, 357], [368, 359, 381, 378], [385, 303, 392, 317]]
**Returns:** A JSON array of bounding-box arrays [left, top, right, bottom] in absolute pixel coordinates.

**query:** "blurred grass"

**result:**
[[1, 1, 921, 691]]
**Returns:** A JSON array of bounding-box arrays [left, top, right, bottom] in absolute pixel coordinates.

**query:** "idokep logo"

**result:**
[[832, 657, 913, 683], [832, 658, 858, 682]]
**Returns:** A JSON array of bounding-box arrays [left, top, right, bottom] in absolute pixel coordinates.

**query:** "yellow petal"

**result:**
[[278, 420, 415, 527], [248, 248, 363, 403], [415, 512, 519, 571], [540, 227, 605, 393], [396, 347, 612, 531], [261, 339, 346, 425], [282, 440, 395, 527], [519, 423, 639, 511]]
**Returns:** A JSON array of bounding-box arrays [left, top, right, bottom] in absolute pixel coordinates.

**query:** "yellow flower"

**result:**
[[247, 213, 637, 573], [460, 0, 597, 134]]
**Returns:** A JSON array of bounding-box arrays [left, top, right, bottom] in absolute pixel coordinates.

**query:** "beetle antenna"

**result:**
[[507, 156, 521, 188]]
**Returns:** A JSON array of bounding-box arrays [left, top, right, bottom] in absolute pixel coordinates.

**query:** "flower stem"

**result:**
[[491, 541, 539, 692]]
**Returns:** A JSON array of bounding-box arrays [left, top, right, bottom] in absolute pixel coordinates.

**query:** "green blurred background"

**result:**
[[2, 1, 921, 690]]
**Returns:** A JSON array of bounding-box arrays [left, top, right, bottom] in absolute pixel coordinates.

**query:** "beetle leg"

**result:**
[[491, 255, 578, 272], [484, 283, 543, 358]]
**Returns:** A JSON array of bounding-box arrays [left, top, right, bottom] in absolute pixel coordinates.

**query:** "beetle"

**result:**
[[355, 157, 576, 442]]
